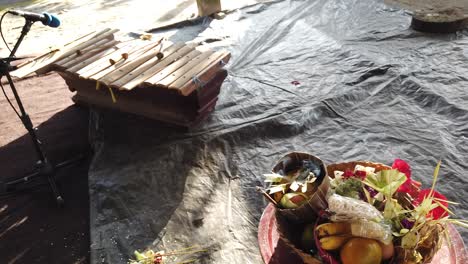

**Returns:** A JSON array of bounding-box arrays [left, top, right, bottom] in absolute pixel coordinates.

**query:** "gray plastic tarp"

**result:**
[[88, 0, 468, 263]]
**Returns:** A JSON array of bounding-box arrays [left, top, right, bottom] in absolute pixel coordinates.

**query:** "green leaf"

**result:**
[[429, 160, 441, 197], [363, 169, 407, 197], [264, 173, 285, 183], [401, 230, 420, 249], [134, 250, 146, 261]]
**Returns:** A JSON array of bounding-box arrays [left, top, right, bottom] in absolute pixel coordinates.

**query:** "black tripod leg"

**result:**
[[5, 170, 40, 187], [1, 19, 67, 207], [3, 72, 65, 207], [47, 173, 64, 207]]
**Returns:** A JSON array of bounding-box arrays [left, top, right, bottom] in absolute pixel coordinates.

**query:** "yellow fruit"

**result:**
[[316, 222, 351, 238], [340, 238, 382, 264], [319, 235, 352, 250]]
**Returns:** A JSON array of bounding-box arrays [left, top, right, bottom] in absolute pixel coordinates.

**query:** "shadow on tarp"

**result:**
[[88, 109, 227, 263], [0, 105, 90, 178]]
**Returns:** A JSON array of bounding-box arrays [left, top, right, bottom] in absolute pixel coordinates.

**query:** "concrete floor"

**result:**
[[0, 0, 267, 57], [385, 0, 468, 13]]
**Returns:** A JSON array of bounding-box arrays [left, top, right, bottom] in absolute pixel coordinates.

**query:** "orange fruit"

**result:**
[[379, 241, 394, 260], [340, 238, 382, 264]]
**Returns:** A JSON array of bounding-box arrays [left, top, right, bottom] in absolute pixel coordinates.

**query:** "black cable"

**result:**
[[0, 11, 22, 120], [0, 11, 12, 53], [0, 77, 21, 119]]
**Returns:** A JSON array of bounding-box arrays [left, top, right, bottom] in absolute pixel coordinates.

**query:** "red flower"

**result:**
[[393, 159, 417, 195], [354, 170, 367, 179], [414, 189, 449, 220], [343, 170, 354, 179], [392, 159, 411, 178]]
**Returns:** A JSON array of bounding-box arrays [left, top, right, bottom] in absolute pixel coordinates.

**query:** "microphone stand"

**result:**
[[1, 19, 80, 206]]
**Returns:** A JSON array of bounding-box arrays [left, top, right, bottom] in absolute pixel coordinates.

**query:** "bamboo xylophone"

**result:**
[[12, 28, 231, 127]]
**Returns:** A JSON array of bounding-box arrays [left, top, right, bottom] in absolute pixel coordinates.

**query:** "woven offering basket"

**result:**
[[271, 152, 330, 224], [275, 161, 444, 264]]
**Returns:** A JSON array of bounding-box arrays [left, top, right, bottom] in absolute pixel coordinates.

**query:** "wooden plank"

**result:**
[[113, 43, 190, 89], [106, 38, 167, 88], [157, 51, 214, 87], [60, 39, 119, 70], [170, 50, 228, 91], [69, 40, 137, 74], [56, 36, 117, 68], [58, 37, 115, 68], [76, 40, 141, 77], [66, 41, 123, 73], [55, 29, 118, 68], [98, 46, 166, 85], [11, 29, 112, 78], [119, 44, 196, 90], [13, 30, 96, 69], [53, 28, 118, 66], [178, 51, 230, 96], [79, 40, 158, 79], [88, 40, 165, 81], [143, 46, 202, 86], [99, 43, 185, 86]]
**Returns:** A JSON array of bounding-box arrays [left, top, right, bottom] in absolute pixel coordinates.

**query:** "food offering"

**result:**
[[259, 154, 467, 264]]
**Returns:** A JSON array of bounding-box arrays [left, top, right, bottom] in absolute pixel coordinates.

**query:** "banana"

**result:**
[[319, 235, 353, 250], [316, 222, 351, 238]]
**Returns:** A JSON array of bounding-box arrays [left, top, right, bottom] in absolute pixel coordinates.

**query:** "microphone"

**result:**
[[8, 10, 60, 28]]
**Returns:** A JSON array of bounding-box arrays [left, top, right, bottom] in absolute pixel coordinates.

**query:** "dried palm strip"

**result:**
[[80, 41, 159, 80], [120, 44, 197, 90], [157, 51, 214, 87], [69, 40, 138, 74], [177, 50, 230, 96], [54, 28, 119, 66], [60, 39, 119, 70], [99, 43, 185, 86], [11, 29, 111, 78]]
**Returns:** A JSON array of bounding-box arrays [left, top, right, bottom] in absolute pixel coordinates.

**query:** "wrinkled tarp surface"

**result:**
[[88, 0, 468, 263]]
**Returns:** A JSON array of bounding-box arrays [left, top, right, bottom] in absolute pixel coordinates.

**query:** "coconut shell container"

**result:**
[[258, 155, 467, 264], [261, 152, 330, 225]]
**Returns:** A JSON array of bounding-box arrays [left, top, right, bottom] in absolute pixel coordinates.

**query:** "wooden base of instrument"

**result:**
[[59, 69, 227, 127]]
